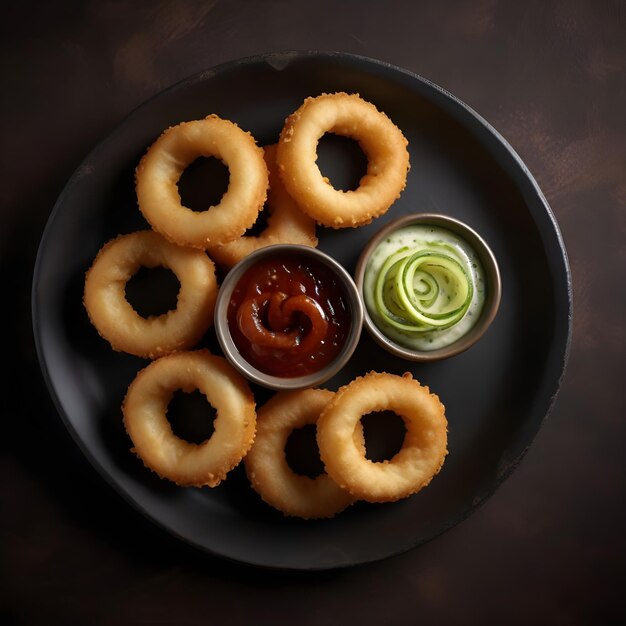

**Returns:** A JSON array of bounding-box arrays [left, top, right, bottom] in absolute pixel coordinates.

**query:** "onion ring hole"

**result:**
[[361, 411, 407, 463], [124, 266, 180, 319], [284, 424, 325, 478], [316, 134, 368, 192], [177, 156, 230, 213], [167, 389, 217, 445]]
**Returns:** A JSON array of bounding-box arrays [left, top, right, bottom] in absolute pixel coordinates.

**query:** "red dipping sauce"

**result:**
[[227, 254, 351, 378]]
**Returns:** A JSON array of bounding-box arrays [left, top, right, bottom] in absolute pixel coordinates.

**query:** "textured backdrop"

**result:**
[[1, 1, 624, 624]]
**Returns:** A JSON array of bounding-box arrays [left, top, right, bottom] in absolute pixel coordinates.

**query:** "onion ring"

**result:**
[[244, 388, 363, 519], [123, 350, 256, 487], [136, 115, 268, 248], [317, 372, 448, 502], [277, 93, 409, 228], [83, 230, 217, 359], [208, 144, 318, 268]]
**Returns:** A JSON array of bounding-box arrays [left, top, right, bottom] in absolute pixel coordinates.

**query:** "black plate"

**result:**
[[32, 52, 572, 570]]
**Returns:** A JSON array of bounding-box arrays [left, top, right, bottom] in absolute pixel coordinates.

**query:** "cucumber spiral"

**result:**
[[373, 245, 473, 333]]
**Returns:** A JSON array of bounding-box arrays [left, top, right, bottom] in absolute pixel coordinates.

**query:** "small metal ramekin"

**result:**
[[354, 213, 501, 362], [215, 244, 363, 390]]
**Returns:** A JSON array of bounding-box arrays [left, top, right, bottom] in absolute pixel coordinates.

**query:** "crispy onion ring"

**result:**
[[136, 115, 268, 248], [208, 144, 317, 268], [277, 93, 409, 228], [123, 350, 256, 487], [83, 231, 217, 359], [245, 388, 363, 519], [317, 372, 448, 502]]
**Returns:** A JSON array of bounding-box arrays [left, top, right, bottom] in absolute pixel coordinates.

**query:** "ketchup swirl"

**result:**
[[227, 254, 350, 377]]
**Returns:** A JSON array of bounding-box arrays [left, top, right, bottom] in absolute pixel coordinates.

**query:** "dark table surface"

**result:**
[[2, 1, 625, 624]]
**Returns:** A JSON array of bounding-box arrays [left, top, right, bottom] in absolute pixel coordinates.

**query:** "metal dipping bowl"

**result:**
[[354, 213, 502, 362], [215, 244, 363, 390]]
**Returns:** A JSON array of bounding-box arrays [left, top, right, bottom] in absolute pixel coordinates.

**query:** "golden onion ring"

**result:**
[[277, 93, 409, 228], [136, 115, 268, 248], [123, 350, 256, 487], [83, 230, 217, 359], [245, 388, 362, 519], [317, 372, 448, 502], [208, 144, 317, 268]]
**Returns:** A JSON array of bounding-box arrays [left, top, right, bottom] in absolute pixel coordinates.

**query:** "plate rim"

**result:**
[[31, 50, 573, 570]]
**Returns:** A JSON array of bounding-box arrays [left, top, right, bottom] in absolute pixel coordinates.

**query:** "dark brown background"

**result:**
[[2, 1, 625, 624]]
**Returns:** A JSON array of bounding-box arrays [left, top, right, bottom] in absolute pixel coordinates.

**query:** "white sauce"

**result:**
[[363, 224, 486, 351]]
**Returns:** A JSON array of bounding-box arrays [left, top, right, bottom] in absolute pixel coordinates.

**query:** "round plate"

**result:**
[[32, 52, 572, 570]]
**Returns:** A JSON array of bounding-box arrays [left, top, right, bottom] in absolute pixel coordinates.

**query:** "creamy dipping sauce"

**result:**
[[363, 224, 486, 351]]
